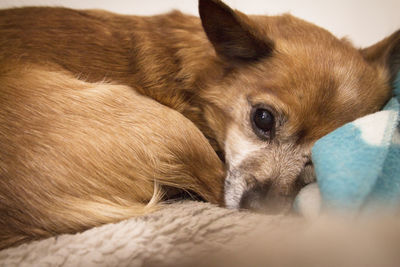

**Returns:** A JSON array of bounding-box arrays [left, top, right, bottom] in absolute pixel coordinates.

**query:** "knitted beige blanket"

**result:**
[[1, 201, 399, 267]]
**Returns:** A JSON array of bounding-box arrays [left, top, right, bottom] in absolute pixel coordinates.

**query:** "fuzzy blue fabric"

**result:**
[[311, 72, 400, 213]]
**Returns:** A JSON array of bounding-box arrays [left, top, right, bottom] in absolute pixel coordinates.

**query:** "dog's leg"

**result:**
[[0, 65, 224, 249]]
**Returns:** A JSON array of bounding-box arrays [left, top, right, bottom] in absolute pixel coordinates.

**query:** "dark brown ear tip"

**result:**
[[199, 0, 217, 11], [199, 0, 233, 17], [199, 0, 225, 8], [198, 0, 274, 62]]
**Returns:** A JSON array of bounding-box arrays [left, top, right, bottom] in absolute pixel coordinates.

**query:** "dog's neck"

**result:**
[[118, 11, 224, 111], [115, 10, 225, 150]]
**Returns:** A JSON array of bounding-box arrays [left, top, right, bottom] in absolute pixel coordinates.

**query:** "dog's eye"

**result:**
[[251, 108, 275, 139], [253, 109, 274, 132]]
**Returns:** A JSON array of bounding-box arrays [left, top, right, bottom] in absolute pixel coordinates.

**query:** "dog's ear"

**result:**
[[199, 0, 274, 61], [360, 30, 400, 84]]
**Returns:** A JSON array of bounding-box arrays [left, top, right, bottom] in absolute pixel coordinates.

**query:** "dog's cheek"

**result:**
[[224, 124, 261, 168]]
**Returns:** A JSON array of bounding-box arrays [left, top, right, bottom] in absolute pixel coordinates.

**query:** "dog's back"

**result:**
[[0, 7, 215, 113]]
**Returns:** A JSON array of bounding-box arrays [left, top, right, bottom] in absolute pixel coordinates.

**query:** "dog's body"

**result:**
[[0, 0, 399, 249]]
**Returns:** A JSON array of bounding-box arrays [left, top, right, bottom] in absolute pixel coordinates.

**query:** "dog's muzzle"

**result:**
[[238, 181, 294, 214], [225, 168, 313, 213]]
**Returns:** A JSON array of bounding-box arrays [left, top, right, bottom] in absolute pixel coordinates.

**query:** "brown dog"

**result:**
[[0, 0, 399, 249]]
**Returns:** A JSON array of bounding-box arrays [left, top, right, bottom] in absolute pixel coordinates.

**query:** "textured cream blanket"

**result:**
[[1, 201, 400, 267]]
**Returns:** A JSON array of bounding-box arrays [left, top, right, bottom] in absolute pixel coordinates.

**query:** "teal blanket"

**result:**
[[296, 73, 400, 216]]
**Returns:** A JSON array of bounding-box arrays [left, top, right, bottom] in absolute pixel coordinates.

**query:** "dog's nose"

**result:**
[[239, 182, 270, 211], [239, 182, 293, 214]]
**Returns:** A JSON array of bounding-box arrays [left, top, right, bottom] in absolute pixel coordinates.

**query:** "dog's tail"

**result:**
[[0, 183, 163, 251]]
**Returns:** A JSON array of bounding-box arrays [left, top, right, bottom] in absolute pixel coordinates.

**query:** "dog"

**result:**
[[0, 0, 398, 249]]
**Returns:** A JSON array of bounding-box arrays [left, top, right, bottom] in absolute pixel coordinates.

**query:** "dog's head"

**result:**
[[198, 0, 400, 212]]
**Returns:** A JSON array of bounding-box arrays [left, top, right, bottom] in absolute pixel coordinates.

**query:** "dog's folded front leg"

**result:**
[[0, 65, 224, 249]]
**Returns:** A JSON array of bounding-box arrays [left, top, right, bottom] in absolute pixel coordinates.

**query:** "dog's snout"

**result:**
[[239, 181, 295, 214], [239, 182, 271, 211]]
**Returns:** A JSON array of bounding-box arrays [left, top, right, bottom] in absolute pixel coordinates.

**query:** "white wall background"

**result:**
[[0, 0, 399, 47]]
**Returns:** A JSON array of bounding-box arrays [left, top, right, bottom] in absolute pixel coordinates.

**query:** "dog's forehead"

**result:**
[[268, 56, 384, 143], [266, 59, 367, 141]]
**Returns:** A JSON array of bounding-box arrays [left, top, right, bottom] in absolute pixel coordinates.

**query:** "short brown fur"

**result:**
[[0, 0, 399, 249]]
